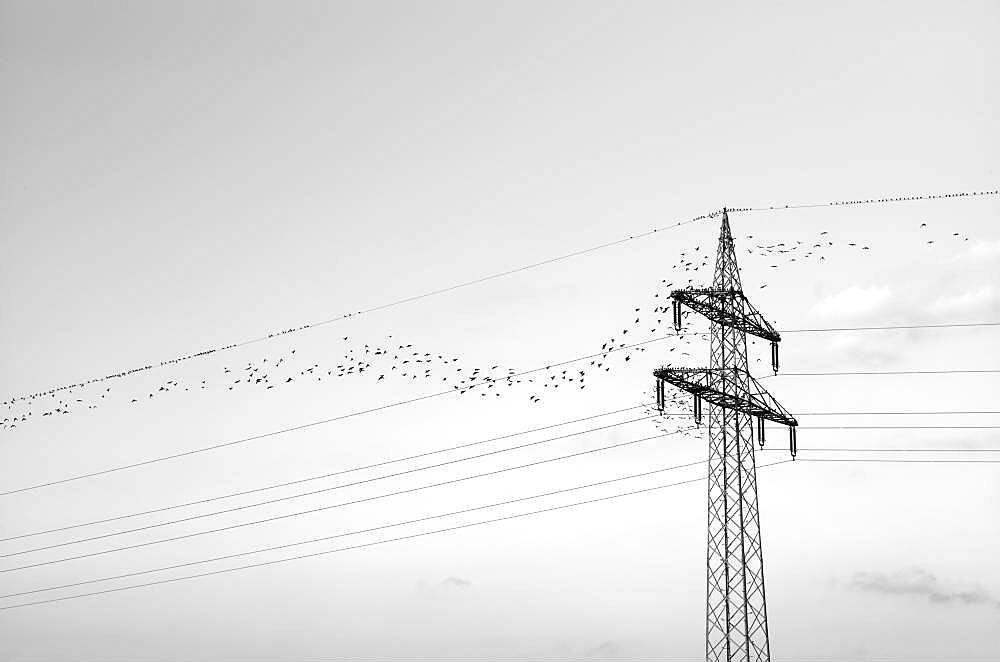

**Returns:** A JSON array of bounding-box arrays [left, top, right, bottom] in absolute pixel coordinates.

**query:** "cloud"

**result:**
[[849, 567, 1000, 609], [928, 286, 996, 314], [440, 576, 472, 589], [812, 286, 893, 318], [412, 576, 473, 599], [968, 239, 1000, 261], [586, 640, 626, 658]]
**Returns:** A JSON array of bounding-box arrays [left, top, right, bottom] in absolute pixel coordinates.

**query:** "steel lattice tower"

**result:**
[[653, 210, 798, 662]]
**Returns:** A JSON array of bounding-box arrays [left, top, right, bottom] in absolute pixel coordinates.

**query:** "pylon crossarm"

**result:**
[[654, 367, 798, 427], [670, 288, 781, 343], [653, 366, 712, 395]]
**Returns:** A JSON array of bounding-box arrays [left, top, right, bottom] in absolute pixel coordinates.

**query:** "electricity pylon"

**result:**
[[653, 209, 797, 662]]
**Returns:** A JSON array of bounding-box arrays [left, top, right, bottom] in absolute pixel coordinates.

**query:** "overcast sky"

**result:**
[[1, 2, 998, 661]]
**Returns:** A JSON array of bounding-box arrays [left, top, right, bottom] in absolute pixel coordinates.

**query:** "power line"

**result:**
[[8, 338, 997, 499], [760, 448, 1000, 452], [0, 455, 718, 600], [797, 458, 1000, 464], [794, 410, 1000, 416], [0, 415, 668, 558], [729, 188, 999, 213], [9, 186, 999, 408], [780, 321, 1000, 333], [0, 459, 792, 611], [0, 334, 673, 497], [683, 321, 1000, 336], [3, 449, 995, 609], [0, 427, 696, 571], [7, 408, 993, 543], [4, 210, 724, 407], [762, 369, 1000, 378], [765, 425, 1000, 430], [4, 660, 940, 662], [79, 660, 985, 662], [5, 331, 997, 498], [0, 403, 657, 541]]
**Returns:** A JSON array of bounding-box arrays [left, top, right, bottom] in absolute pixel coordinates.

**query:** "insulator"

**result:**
[[757, 416, 765, 448], [789, 426, 797, 460], [694, 394, 702, 426], [771, 341, 779, 375], [672, 299, 683, 332], [655, 380, 664, 414]]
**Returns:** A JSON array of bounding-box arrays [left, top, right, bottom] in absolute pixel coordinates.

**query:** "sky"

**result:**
[[1, 1, 998, 660]]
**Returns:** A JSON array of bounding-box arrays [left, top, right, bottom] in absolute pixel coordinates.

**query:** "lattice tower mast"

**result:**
[[653, 209, 798, 662]]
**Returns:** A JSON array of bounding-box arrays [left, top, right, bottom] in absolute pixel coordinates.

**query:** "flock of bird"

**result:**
[[0, 297, 703, 431], [0, 339, 524, 428], [728, 188, 998, 213], [0, 218, 979, 432], [743, 220, 971, 290]]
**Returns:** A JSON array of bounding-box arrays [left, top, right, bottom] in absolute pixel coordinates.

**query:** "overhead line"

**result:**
[[0, 428, 695, 571], [5, 453, 992, 610], [4, 329, 997, 495], [729, 188, 999, 213], [0, 459, 793, 610], [780, 321, 1000, 333], [761, 448, 1000, 452], [797, 458, 1000, 464], [10, 186, 998, 407], [0, 334, 672, 497], [766, 425, 1000, 430], [0, 455, 716, 600], [0, 403, 655, 541], [6, 408, 993, 542], [682, 321, 1000, 336], [5, 449, 996, 609], [792, 411, 1000, 416], [4, 210, 722, 406], [762, 369, 1000, 378], [0, 415, 667, 558]]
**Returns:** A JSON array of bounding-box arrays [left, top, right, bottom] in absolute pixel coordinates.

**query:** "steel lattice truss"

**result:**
[[669, 289, 781, 343], [653, 210, 797, 662], [652, 368, 797, 427]]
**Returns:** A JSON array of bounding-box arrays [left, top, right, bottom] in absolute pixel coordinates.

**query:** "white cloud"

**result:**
[[812, 285, 893, 318], [929, 286, 995, 314], [850, 567, 1000, 609], [968, 240, 1000, 261], [413, 576, 473, 599]]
